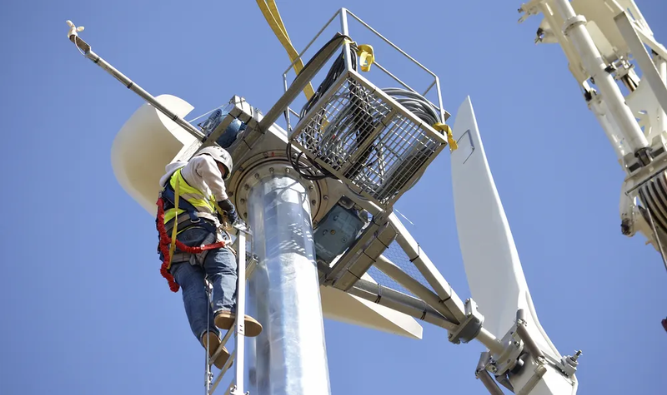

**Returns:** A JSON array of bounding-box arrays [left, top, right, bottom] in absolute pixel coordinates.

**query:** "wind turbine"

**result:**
[[64, 1, 667, 393]]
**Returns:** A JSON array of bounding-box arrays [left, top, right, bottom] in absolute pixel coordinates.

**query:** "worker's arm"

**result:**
[[190, 156, 239, 223], [192, 156, 229, 201]]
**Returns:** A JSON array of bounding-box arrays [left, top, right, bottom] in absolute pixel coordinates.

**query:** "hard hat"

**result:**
[[196, 145, 233, 180]]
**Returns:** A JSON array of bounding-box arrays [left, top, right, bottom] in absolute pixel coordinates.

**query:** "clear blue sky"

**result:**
[[1, 1, 666, 394]]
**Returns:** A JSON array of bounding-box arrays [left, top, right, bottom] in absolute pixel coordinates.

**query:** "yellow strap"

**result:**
[[256, 0, 315, 100], [356, 44, 375, 72], [433, 123, 458, 151], [167, 177, 181, 270]]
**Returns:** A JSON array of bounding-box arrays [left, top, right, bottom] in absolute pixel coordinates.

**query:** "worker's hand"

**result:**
[[217, 199, 239, 224]]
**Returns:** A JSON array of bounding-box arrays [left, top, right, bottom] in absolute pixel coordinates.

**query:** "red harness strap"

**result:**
[[156, 197, 226, 292]]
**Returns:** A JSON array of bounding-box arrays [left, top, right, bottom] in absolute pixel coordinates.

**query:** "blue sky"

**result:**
[[1, 1, 666, 394]]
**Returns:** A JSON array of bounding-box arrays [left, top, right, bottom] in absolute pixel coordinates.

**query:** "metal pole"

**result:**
[[205, 284, 212, 395], [552, 0, 649, 152], [247, 174, 331, 395], [348, 279, 456, 331], [67, 33, 205, 141], [259, 34, 348, 133], [656, 55, 667, 134], [374, 255, 458, 322], [588, 96, 629, 159], [340, 9, 354, 72], [476, 352, 504, 395], [233, 230, 247, 394]]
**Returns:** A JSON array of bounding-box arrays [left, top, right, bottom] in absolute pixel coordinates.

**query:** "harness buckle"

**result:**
[[187, 211, 201, 224]]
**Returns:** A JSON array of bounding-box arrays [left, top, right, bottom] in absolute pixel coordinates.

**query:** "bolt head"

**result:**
[[254, 173, 260, 179], [323, 195, 329, 200], [240, 198, 246, 204], [311, 199, 316, 206], [269, 167, 274, 174], [244, 184, 250, 190]]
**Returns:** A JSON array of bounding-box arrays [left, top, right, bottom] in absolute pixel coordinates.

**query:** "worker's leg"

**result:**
[[171, 262, 219, 340], [202, 246, 238, 314], [171, 260, 231, 369], [170, 228, 220, 341], [206, 246, 263, 337]]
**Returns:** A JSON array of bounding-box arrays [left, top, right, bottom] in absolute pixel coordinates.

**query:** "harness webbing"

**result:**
[[156, 176, 226, 292]]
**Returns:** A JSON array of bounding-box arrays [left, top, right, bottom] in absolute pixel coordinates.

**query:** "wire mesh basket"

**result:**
[[276, 9, 450, 209], [289, 71, 447, 208]]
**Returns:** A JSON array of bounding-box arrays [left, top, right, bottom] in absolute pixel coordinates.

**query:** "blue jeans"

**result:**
[[169, 227, 238, 341]]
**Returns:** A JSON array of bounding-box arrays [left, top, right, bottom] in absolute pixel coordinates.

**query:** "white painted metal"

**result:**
[[319, 284, 423, 339], [615, 11, 667, 127], [588, 93, 629, 160], [450, 97, 577, 394], [521, 0, 667, 259], [551, 0, 647, 152], [233, 230, 247, 395]]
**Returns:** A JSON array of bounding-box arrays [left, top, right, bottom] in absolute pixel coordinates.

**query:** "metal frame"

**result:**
[[287, 65, 448, 205], [280, 8, 449, 129], [273, 8, 450, 209], [325, 208, 506, 355]]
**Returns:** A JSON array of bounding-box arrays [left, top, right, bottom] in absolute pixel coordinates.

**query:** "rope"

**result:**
[[256, 0, 315, 100]]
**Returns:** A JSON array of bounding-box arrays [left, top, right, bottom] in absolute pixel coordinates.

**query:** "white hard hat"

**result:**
[[196, 145, 233, 180]]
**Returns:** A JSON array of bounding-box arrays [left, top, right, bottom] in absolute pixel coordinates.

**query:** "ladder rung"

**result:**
[[209, 349, 236, 394], [211, 323, 237, 365]]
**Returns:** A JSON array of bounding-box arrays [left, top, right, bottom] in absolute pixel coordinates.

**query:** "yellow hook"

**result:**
[[433, 123, 458, 152], [356, 44, 375, 72]]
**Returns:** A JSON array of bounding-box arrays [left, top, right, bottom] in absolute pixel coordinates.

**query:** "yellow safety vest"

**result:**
[[163, 168, 220, 232]]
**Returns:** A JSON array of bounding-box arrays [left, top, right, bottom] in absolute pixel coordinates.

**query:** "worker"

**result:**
[[156, 145, 263, 369]]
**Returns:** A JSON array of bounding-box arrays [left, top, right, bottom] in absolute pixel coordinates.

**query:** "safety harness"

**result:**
[[156, 170, 227, 292]]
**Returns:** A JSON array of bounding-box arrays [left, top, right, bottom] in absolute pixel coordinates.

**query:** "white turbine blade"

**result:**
[[450, 97, 561, 360]]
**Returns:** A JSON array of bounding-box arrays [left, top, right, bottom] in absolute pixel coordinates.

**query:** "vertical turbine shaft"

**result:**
[[247, 174, 331, 395]]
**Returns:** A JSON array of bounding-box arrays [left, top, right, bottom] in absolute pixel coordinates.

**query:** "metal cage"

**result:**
[[282, 9, 450, 209]]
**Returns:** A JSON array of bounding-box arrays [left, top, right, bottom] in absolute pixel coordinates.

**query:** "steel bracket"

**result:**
[[448, 298, 484, 344]]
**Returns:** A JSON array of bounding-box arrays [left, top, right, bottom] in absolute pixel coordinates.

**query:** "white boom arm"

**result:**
[[517, 0, 667, 274]]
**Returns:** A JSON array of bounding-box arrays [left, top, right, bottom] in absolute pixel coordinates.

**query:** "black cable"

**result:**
[[287, 38, 359, 181], [382, 88, 441, 125]]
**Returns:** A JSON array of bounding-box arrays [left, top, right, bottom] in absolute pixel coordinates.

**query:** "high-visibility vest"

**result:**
[[161, 168, 220, 234]]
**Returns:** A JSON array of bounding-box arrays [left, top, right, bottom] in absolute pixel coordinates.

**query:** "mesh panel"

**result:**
[[292, 76, 442, 206], [365, 241, 435, 297]]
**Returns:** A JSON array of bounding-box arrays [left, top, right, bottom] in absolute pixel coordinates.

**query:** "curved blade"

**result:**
[[450, 97, 561, 359]]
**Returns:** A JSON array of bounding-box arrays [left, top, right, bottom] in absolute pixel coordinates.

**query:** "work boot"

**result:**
[[214, 310, 263, 337], [201, 331, 232, 370]]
